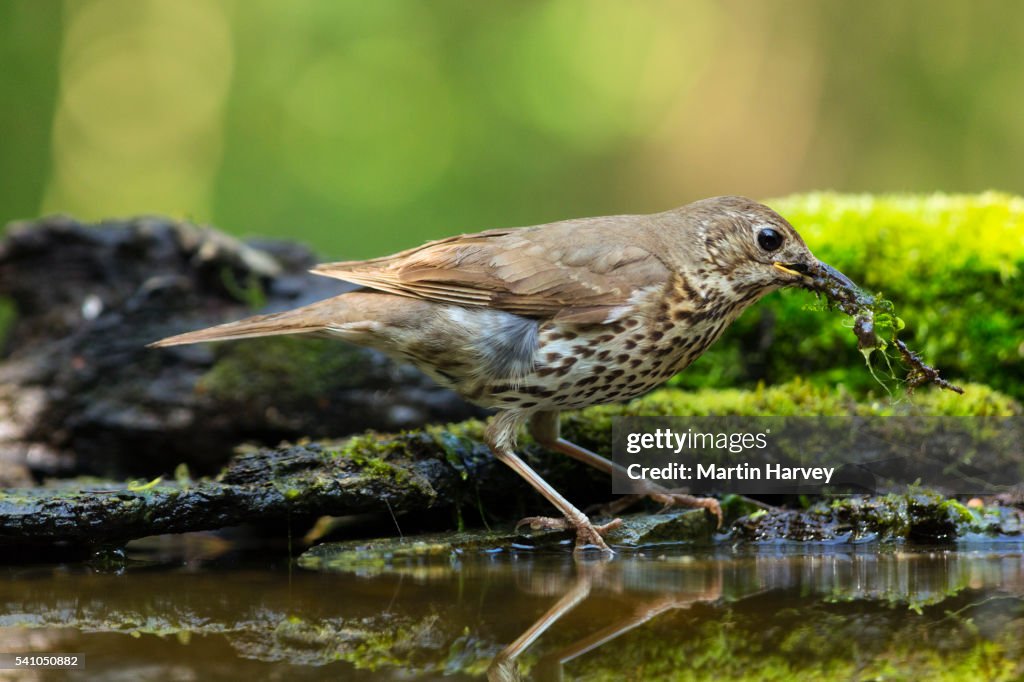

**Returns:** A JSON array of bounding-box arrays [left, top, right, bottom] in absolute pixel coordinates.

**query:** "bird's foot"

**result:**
[[648, 492, 723, 528], [516, 515, 623, 553], [587, 491, 723, 528]]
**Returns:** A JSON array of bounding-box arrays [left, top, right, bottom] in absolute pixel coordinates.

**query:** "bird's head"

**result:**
[[686, 195, 855, 299]]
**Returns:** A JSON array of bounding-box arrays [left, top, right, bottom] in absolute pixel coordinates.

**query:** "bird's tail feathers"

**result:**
[[148, 304, 328, 348]]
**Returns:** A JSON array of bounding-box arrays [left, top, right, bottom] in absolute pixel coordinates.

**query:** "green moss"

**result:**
[[571, 605, 1024, 682], [772, 192, 1023, 278], [298, 530, 528, 571], [359, 456, 405, 483], [561, 381, 1020, 455], [0, 295, 14, 347], [566, 382, 1009, 468], [218, 266, 268, 309], [323, 432, 421, 485], [734, 489, 1018, 543], [198, 336, 371, 405], [300, 614, 495, 674], [322, 421, 508, 492], [426, 424, 487, 481], [674, 192, 1024, 400], [939, 498, 975, 525]]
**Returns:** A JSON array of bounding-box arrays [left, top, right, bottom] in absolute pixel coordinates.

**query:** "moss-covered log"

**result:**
[[0, 429, 517, 547], [1, 380, 1019, 549], [0, 409, 629, 548]]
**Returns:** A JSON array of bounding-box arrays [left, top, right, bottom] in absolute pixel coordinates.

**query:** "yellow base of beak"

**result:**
[[773, 262, 805, 277]]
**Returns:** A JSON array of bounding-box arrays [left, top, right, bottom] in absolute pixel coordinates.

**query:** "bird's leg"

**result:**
[[486, 411, 618, 554], [487, 565, 598, 681], [527, 411, 723, 527]]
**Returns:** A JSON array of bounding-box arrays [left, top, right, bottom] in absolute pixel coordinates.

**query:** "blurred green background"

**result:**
[[3, 0, 1024, 259]]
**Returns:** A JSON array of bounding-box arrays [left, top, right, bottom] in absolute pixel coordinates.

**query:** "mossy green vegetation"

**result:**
[[199, 335, 371, 405], [805, 262, 961, 395], [298, 529, 531, 571], [561, 380, 1020, 456], [568, 598, 1024, 682], [734, 490, 1020, 543], [0, 295, 14, 345], [676, 192, 1024, 400], [325, 433, 414, 485]]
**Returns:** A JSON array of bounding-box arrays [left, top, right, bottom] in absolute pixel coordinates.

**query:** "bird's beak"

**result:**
[[774, 260, 858, 293], [807, 261, 857, 291], [773, 261, 812, 279]]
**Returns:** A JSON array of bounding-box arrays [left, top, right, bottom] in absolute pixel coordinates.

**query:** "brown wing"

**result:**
[[312, 221, 670, 324]]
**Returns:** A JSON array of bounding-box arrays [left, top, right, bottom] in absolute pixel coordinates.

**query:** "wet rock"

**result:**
[[0, 216, 480, 480], [298, 510, 718, 571], [604, 510, 716, 547], [297, 530, 529, 571], [730, 492, 1023, 543]]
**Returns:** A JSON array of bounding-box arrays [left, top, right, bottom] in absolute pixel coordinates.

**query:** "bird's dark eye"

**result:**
[[757, 227, 783, 252]]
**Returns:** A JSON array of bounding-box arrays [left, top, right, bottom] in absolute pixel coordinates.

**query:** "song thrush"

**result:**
[[151, 196, 851, 553]]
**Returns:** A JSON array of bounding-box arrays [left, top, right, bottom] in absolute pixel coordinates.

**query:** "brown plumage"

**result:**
[[152, 195, 843, 554]]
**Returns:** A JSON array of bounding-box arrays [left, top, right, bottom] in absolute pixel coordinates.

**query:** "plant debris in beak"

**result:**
[[804, 261, 963, 395]]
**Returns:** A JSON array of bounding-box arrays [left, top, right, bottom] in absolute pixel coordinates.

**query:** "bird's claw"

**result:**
[[516, 515, 623, 553], [649, 492, 723, 528], [587, 491, 723, 528], [516, 516, 571, 532]]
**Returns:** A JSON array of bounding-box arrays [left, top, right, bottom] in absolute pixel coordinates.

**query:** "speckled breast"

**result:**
[[479, 307, 740, 411]]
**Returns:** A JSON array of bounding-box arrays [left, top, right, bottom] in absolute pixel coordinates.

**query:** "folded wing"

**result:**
[[312, 223, 670, 324]]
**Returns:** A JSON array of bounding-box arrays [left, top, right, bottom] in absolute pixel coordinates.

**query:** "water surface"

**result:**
[[1, 539, 1022, 680]]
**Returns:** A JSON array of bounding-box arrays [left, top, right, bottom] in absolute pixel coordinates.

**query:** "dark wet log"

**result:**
[[0, 216, 480, 483], [3, 414, 1018, 549], [0, 425, 611, 547]]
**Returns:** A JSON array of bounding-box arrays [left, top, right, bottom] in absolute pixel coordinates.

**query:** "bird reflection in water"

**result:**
[[488, 559, 725, 681]]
